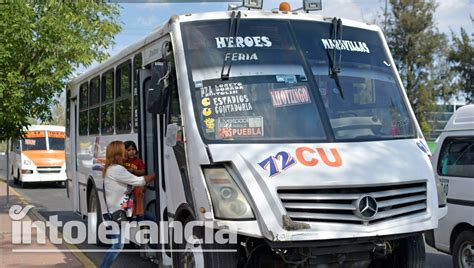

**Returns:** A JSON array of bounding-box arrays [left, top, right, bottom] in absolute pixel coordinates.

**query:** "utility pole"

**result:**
[[6, 139, 9, 204]]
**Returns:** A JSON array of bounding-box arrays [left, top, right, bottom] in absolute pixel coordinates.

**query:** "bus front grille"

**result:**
[[37, 166, 62, 173], [278, 182, 427, 225]]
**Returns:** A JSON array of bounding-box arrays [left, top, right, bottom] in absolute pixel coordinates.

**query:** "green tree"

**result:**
[[385, 0, 447, 134], [0, 0, 121, 141], [448, 27, 473, 103]]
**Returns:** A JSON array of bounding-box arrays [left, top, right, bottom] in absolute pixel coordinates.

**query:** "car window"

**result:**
[[438, 136, 474, 178]]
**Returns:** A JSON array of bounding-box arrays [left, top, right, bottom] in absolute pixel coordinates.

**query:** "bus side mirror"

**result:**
[[147, 64, 170, 114], [165, 124, 178, 147]]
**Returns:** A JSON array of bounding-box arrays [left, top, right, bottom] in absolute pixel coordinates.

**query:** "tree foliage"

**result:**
[[448, 27, 473, 103], [385, 0, 447, 134], [0, 0, 121, 141]]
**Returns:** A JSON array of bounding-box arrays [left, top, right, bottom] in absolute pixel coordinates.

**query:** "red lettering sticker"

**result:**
[[216, 116, 263, 139]]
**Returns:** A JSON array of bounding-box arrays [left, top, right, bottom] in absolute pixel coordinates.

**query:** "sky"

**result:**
[[76, 0, 472, 75]]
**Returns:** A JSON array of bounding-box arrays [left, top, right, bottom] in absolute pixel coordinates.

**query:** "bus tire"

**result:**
[[173, 214, 239, 268], [88, 188, 105, 246], [11, 167, 18, 184], [376, 234, 425, 268], [452, 229, 474, 268], [19, 172, 28, 188]]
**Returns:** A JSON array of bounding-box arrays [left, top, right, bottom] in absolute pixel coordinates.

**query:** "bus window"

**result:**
[[22, 131, 47, 151], [48, 131, 65, 150], [79, 82, 89, 136], [79, 82, 88, 110], [89, 76, 100, 135], [102, 70, 114, 135], [116, 62, 132, 134], [133, 54, 142, 133], [438, 137, 474, 178], [117, 62, 131, 98]]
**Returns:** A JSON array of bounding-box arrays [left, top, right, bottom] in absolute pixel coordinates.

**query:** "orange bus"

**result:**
[[9, 125, 66, 187]]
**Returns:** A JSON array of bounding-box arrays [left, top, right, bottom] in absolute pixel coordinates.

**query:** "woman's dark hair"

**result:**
[[124, 140, 138, 151]]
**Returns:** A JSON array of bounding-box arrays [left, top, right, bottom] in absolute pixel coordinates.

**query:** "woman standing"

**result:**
[[100, 141, 155, 268]]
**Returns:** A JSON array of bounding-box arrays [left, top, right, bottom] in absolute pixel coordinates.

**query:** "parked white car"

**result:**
[[426, 104, 474, 268]]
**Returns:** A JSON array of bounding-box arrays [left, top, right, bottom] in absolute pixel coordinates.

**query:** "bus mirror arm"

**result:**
[[165, 124, 178, 147]]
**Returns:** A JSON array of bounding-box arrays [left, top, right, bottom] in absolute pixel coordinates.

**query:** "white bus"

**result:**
[[9, 125, 67, 188], [66, 3, 447, 267]]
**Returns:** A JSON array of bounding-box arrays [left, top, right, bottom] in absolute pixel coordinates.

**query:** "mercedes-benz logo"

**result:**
[[354, 195, 378, 220]]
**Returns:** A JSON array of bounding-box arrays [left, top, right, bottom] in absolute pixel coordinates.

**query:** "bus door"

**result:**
[[139, 66, 172, 264]]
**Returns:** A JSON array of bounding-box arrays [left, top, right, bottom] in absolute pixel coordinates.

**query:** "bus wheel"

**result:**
[[173, 215, 239, 268], [377, 234, 425, 268], [88, 188, 105, 246], [452, 230, 474, 268], [12, 167, 18, 184]]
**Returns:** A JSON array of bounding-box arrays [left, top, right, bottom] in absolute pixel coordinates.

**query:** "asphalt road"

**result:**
[[1, 168, 453, 268]]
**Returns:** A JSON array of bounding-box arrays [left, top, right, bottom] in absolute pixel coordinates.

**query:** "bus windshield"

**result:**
[[21, 130, 65, 150], [22, 131, 47, 150], [48, 131, 65, 150], [181, 19, 416, 143]]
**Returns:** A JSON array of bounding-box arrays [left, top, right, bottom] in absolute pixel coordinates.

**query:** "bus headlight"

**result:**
[[203, 167, 255, 220], [23, 159, 32, 166], [435, 176, 447, 207]]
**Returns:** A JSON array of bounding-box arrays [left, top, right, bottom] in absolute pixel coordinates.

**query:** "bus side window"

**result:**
[[79, 82, 89, 136]]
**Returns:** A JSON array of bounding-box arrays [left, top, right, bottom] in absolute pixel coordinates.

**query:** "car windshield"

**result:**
[[181, 19, 416, 143]]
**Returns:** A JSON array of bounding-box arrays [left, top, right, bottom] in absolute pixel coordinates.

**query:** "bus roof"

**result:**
[[68, 10, 380, 87], [25, 125, 65, 132], [444, 104, 474, 131]]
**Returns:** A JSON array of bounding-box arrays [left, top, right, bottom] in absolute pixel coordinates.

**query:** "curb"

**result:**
[[1, 179, 96, 268]]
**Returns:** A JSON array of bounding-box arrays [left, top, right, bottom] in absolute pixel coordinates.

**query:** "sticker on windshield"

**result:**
[[215, 36, 272, 49], [321, 38, 370, 54], [203, 118, 215, 133], [270, 86, 311, 108], [25, 131, 45, 138], [199, 83, 253, 115], [201, 83, 244, 98], [194, 80, 203, 88], [213, 95, 252, 115], [224, 52, 258, 62], [202, 107, 213, 117], [24, 139, 36, 146], [276, 75, 297, 84], [217, 116, 263, 139]]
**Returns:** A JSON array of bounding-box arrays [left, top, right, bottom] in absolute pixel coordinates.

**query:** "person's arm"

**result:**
[[111, 165, 147, 186], [133, 169, 146, 176]]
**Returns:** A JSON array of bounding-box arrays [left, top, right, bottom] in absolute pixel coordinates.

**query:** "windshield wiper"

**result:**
[[220, 11, 241, 80], [326, 18, 345, 99]]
